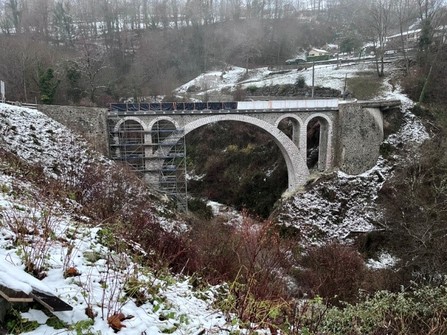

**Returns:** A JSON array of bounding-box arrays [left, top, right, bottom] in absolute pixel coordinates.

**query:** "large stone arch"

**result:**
[[182, 114, 310, 191], [304, 113, 334, 171]]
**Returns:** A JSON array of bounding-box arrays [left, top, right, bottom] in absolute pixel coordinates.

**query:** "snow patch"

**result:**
[[367, 252, 398, 269]]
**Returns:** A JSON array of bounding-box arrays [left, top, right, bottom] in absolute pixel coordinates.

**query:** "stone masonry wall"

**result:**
[[38, 105, 109, 155], [337, 103, 384, 174], [37, 103, 385, 185]]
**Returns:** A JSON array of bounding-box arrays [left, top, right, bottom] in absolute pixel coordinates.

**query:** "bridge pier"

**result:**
[[337, 102, 385, 174]]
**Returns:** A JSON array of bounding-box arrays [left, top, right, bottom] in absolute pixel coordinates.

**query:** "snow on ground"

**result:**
[[276, 158, 392, 245], [0, 57, 430, 333], [367, 251, 398, 270], [0, 105, 103, 184], [207, 201, 243, 226], [0, 181, 234, 335], [175, 60, 378, 98], [175, 59, 429, 252], [276, 70, 429, 246], [0, 103, 249, 335]]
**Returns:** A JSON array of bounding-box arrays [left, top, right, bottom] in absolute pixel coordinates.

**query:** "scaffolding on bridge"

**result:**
[[107, 116, 188, 212]]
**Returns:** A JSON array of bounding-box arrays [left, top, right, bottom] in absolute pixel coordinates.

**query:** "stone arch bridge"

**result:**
[[107, 99, 400, 192]]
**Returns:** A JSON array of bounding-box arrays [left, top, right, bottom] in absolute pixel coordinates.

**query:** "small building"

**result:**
[[385, 29, 421, 51], [308, 47, 330, 57], [325, 44, 339, 52]]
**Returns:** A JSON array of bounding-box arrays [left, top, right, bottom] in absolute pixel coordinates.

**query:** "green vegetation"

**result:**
[[69, 319, 101, 335], [38, 67, 60, 105], [4, 309, 40, 335], [186, 121, 288, 218], [295, 75, 306, 88], [321, 284, 447, 334], [187, 198, 213, 220], [346, 72, 383, 99]]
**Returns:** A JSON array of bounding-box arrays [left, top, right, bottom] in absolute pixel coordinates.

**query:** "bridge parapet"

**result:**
[[109, 99, 340, 116]]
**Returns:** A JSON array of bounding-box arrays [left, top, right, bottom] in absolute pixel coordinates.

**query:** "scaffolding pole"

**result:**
[[107, 116, 188, 212]]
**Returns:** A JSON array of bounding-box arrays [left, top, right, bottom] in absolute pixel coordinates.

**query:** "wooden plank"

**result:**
[[0, 284, 33, 303], [31, 290, 73, 312]]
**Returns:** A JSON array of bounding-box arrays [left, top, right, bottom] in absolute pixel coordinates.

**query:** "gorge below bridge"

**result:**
[[106, 99, 401, 193]]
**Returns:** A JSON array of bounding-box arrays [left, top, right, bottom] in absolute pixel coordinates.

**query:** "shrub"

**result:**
[[296, 243, 366, 305], [278, 85, 289, 95], [232, 85, 246, 100], [246, 85, 258, 94], [231, 216, 298, 299], [75, 163, 150, 221], [295, 75, 306, 88], [188, 198, 213, 220], [196, 215, 300, 330], [3, 204, 60, 278], [321, 284, 447, 335], [346, 75, 383, 100], [5, 308, 40, 335]]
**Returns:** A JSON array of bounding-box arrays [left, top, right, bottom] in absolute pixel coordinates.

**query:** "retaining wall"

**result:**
[[38, 105, 109, 155]]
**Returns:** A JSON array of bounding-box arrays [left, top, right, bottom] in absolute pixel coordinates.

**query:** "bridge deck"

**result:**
[[109, 99, 338, 115], [109, 99, 400, 116]]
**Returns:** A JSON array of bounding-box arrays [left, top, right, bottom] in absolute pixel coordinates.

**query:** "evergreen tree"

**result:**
[[38, 67, 60, 105]]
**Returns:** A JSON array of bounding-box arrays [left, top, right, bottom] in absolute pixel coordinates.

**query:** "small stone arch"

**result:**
[[113, 116, 147, 133], [148, 117, 181, 155], [275, 114, 305, 151], [181, 114, 310, 191], [147, 116, 180, 132], [113, 117, 146, 171], [304, 113, 334, 171]]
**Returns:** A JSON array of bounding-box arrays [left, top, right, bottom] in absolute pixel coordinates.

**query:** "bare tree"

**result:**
[[170, 0, 179, 28], [0, 36, 34, 100], [362, 0, 396, 77], [53, 0, 74, 45], [415, 0, 446, 102], [395, 0, 419, 74], [75, 40, 109, 104], [0, 35, 58, 102], [5, 0, 23, 33]]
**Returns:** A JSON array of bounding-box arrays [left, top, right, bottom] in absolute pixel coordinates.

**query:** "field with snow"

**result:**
[[175, 59, 386, 99]]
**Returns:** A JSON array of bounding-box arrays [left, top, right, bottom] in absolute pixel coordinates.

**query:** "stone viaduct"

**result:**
[[103, 99, 400, 192]]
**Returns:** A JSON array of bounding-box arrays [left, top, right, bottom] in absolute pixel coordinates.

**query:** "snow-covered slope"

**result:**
[[274, 82, 429, 246], [174, 61, 378, 98], [0, 105, 100, 183], [0, 104, 241, 335], [0, 58, 430, 333]]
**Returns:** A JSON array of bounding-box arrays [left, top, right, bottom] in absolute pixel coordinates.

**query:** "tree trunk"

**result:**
[[418, 63, 433, 103]]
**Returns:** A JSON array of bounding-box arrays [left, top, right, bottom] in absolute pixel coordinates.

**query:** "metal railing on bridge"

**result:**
[[109, 102, 238, 112]]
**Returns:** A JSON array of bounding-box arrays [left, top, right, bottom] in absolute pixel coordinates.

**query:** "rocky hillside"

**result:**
[[273, 87, 430, 256]]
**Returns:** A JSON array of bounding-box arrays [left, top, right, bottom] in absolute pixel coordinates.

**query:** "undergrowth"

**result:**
[[4, 100, 447, 334]]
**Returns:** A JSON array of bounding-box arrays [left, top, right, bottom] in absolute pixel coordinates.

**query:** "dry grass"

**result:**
[[347, 73, 384, 100]]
